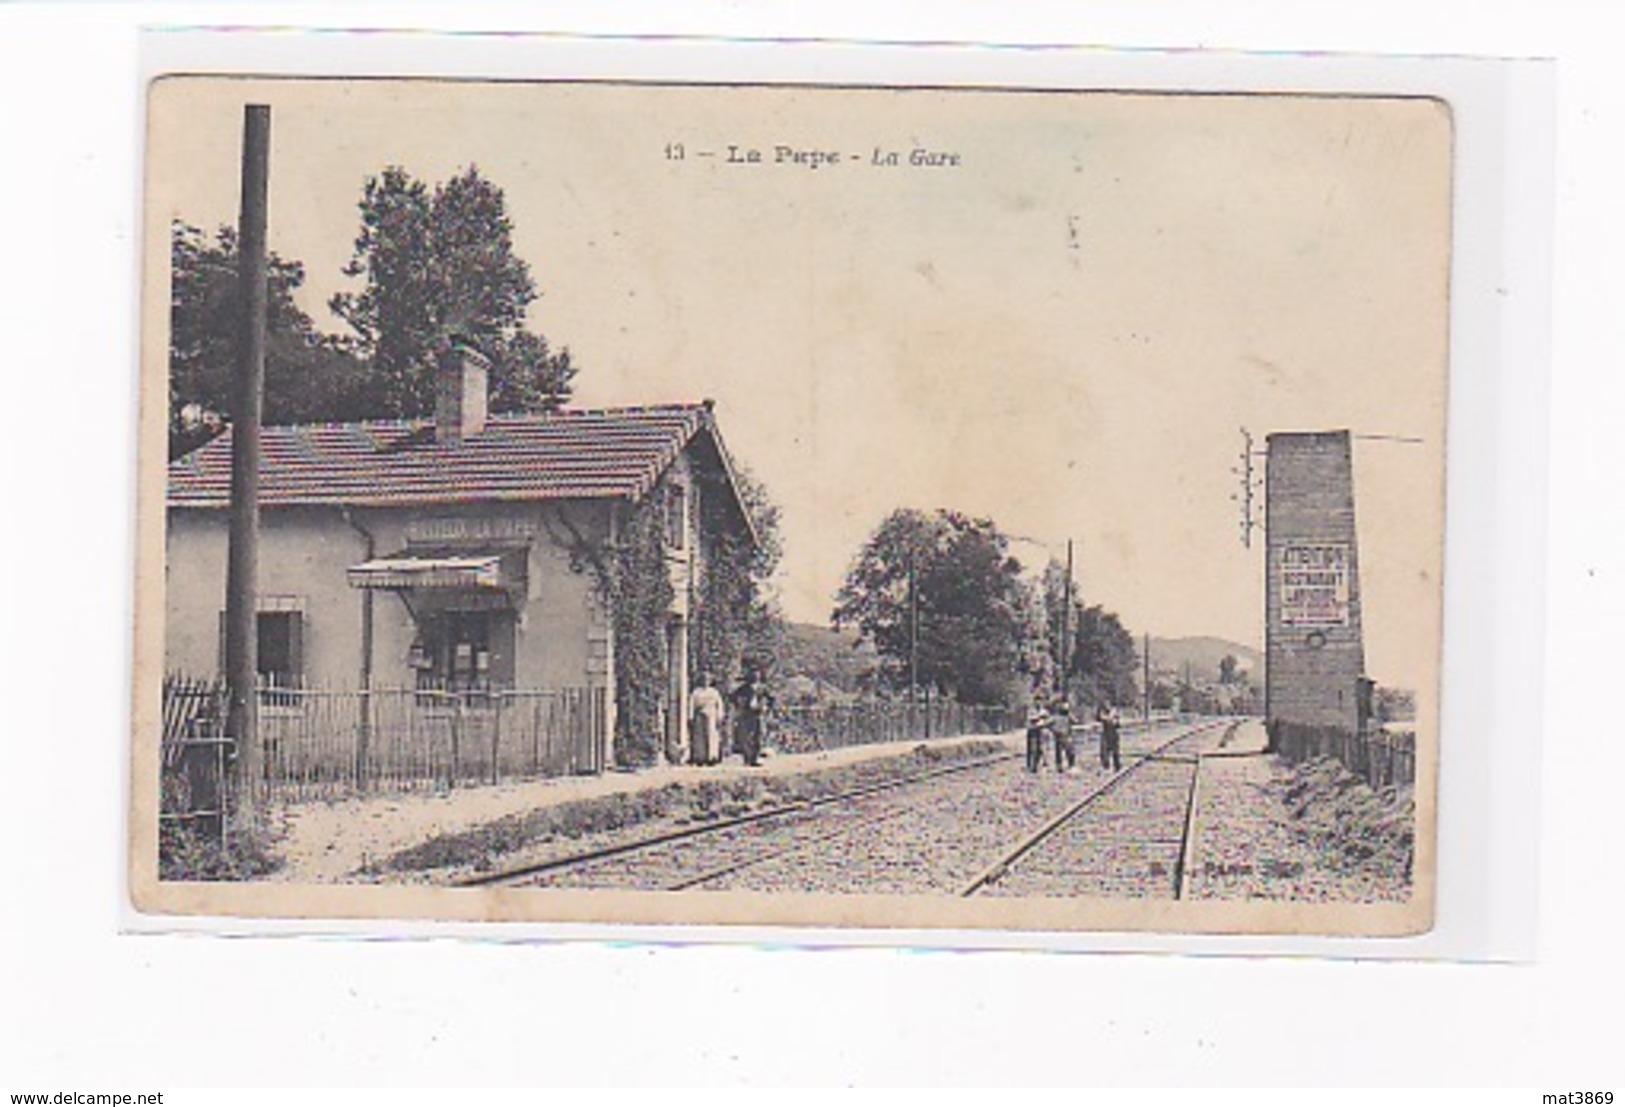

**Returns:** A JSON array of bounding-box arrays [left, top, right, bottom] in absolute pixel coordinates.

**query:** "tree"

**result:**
[[1219, 653, 1240, 684], [488, 331, 578, 414], [832, 509, 1036, 707], [1040, 558, 1141, 709], [169, 221, 366, 458], [328, 166, 437, 415], [329, 164, 574, 416], [1148, 678, 1180, 712]]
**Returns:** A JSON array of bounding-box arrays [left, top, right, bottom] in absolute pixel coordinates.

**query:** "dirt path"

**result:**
[[1190, 721, 1413, 902]]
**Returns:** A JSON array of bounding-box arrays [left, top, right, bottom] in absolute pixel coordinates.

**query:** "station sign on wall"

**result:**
[[1280, 543, 1351, 627], [406, 517, 540, 543]]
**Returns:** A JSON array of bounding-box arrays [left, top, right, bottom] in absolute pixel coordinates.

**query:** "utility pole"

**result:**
[[224, 104, 271, 822], [1233, 427, 1262, 548], [1143, 632, 1151, 720], [1060, 539, 1073, 698]]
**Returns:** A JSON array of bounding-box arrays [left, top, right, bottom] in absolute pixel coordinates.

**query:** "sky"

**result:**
[[145, 78, 1451, 688]]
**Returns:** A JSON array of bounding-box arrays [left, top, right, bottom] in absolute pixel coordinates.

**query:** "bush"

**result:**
[[159, 817, 281, 882]]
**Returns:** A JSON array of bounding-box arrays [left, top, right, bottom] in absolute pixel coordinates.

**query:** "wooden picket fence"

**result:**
[[159, 674, 232, 841]]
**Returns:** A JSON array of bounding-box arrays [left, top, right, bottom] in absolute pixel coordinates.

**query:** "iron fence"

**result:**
[[162, 676, 608, 805], [257, 685, 608, 801]]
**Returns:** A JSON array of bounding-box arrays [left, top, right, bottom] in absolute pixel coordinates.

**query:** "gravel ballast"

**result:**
[[1190, 743, 1414, 903]]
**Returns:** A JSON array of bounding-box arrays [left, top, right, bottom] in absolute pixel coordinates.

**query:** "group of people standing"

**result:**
[[683, 666, 773, 768], [682, 668, 1130, 778], [1025, 694, 1123, 774]]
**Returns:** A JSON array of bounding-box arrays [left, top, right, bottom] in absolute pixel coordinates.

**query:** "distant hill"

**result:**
[[1147, 636, 1262, 685], [780, 622, 880, 698]]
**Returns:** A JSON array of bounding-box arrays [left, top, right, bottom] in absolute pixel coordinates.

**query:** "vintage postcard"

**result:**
[[131, 73, 1449, 938]]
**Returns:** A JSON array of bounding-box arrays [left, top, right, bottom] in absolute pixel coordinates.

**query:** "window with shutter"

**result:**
[[216, 601, 306, 703]]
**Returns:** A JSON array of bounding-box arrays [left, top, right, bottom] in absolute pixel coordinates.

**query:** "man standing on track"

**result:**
[[1025, 694, 1050, 773], [1050, 695, 1077, 773], [1097, 701, 1123, 772]]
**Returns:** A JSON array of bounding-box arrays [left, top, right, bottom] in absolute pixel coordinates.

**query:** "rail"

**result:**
[[456, 749, 1022, 888], [959, 718, 1231, 897], [463, 715, 1224, 892]]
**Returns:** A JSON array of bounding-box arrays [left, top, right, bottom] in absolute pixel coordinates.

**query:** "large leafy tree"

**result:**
[[488, 330, 578, 415], [329, 164, 575, 416], [169, 221, 366, 458], [1069, 603, 1141, 709], [833, 509, 1037, 706], [1041, 558, 1141, 709]]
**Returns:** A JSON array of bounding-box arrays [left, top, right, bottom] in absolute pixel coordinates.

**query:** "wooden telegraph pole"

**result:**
[[224, 104, 271, 822], [1143, 632, 1151, 720], [1060, 539, 1073, 697]]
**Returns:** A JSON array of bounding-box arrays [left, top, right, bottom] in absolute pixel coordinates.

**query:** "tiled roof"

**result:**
[[168, 404, 717, 508]]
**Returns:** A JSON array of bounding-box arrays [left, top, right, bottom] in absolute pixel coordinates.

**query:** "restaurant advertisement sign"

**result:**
[[1280, 543, 1352, 627]]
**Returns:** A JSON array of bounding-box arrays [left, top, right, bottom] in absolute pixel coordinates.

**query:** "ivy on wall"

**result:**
[[693, 462, 784, 689], [694, 526, 752, 684], [540, 454, 779, 768], [609, 489, 674, 768], [540, 487, 674, 768]]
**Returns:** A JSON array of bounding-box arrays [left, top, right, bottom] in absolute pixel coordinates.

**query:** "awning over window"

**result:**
[[347, 553, 511, 591]]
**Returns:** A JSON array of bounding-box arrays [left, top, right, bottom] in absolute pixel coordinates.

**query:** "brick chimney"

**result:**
[[435, 342, 490, 445]]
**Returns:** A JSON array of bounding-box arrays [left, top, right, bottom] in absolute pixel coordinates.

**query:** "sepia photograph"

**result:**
[[131, 76, 1449, 935]]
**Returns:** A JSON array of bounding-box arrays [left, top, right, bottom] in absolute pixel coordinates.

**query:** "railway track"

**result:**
[[462, 716, 1234, 896], [456, 746, 1024, 889], [964, 719, 1238, 899], [678, 718, 1234, 897]]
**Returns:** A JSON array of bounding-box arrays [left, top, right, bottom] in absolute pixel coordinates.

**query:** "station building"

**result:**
[[164, 346, 757, 767]]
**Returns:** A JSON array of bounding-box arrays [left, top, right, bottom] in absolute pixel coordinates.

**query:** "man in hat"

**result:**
[[1097, 701, 1123, 772], [1024, 694, 1050, 773], [729, 664, 772, 767], [1050, 694, 1077, 773]]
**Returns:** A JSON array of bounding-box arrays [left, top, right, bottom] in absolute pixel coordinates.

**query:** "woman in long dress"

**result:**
[[689, 671, 726, 765]]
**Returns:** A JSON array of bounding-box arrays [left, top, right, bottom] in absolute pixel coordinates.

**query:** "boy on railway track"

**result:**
[[1097, 702, 1123, 772], [1025, 696, 1050, 773], [1050, 695, 1078, 773]]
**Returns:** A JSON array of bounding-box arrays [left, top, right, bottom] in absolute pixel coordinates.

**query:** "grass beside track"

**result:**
[[1281, 757, 1415, 880], [368, 738, 1012, 879]]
